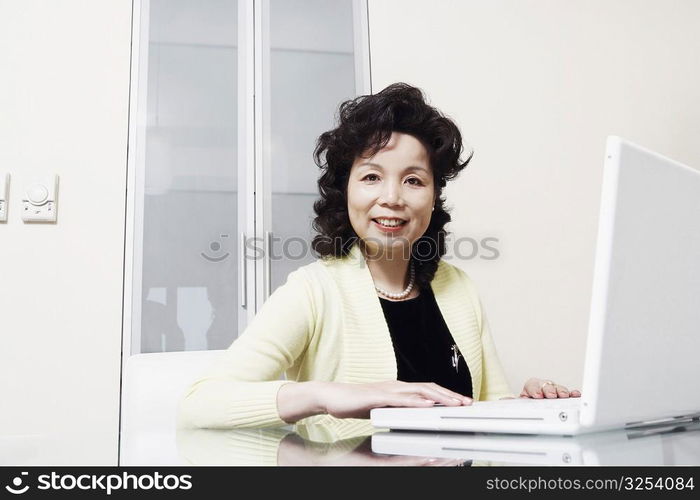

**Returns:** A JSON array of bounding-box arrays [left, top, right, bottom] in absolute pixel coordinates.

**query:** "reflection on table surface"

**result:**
[[162, 418, 700, 466], [372, 419, 700, 466]]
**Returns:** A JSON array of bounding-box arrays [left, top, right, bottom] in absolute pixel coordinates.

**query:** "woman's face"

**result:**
[[347, 132, 435, 257]]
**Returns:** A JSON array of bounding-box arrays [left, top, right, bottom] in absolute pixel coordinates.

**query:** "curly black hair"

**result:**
[[311, 82, 473, 291]]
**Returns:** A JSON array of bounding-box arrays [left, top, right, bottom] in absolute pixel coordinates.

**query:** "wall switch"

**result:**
[[22, 175, 59, 223], [0, 173, 8, 222]]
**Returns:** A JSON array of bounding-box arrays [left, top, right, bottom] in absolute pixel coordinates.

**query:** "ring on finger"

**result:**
[[540, 380, 555, 391]]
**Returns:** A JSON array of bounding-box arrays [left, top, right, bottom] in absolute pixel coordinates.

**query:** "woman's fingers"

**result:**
[[423, 383, 472, 405], [366, 381, 472, 410], [555, 385, 570, 398], [520, 379, 582, 399], [384, 394, 436, 409], [522, 378, 545, 398], [413, 386, 467, 406], [542, 381, 559, 399], [387, 382, 471, 407]]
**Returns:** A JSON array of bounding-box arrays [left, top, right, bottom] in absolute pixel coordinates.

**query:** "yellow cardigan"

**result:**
[[178, 241, 514, 429]]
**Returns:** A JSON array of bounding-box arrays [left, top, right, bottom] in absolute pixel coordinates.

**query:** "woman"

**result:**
[[178, 83, 579, 429]]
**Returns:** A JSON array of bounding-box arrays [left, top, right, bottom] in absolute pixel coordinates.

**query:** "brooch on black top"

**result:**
[[450, 344, 463, 373]]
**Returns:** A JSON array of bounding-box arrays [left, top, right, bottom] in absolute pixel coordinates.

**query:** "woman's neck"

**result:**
[[361, 245, 413, 294]]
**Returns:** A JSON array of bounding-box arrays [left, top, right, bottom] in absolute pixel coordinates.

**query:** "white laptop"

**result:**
[[371, 136, 700, 435]]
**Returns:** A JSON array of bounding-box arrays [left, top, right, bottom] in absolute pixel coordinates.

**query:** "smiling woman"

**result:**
[[178, 83, 578, 430]]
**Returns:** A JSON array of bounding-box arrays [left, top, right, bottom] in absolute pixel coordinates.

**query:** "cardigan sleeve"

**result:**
[[477, 307, 515, 400], [177, 267, 315, 429]]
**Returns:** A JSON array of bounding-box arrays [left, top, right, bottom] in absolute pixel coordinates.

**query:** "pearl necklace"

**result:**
[[374, 261, 416, 300]]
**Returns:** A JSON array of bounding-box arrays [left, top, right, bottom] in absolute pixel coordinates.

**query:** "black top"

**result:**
[[378, 286, 473, 398]]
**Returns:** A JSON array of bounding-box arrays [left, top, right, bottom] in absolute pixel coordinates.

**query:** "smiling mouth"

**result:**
[[372, 219, 408, 227]]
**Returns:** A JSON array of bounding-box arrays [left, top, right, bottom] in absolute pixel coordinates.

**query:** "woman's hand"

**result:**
[[277, 380, 472, 423], [320, 381, 472, 419], [518, 378, 581, 399]]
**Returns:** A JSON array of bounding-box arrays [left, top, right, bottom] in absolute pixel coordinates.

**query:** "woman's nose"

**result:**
[[379, 180, 402, 205]]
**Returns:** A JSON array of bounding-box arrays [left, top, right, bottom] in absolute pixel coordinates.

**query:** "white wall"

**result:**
[[0, 0, 132, 464], [368, 0, 700, 392]]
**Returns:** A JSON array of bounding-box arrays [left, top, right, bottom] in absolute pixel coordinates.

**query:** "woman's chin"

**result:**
[[362, 240, 412, 258]]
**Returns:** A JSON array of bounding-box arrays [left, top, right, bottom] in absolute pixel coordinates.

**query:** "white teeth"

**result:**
[[375, 218, 405, 227]]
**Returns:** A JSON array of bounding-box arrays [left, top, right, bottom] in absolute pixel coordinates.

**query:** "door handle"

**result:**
[[264, 230, 272, 301], [240, 232, 247, 309]]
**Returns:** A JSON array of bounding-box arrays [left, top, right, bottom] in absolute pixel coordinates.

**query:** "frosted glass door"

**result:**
[[134, 0, 242, 353], [128, 0, 370, 351]]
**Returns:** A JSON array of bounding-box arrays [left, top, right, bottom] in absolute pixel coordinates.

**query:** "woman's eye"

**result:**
[[362, 174, 422, 185]]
